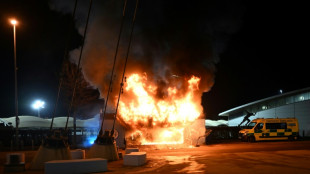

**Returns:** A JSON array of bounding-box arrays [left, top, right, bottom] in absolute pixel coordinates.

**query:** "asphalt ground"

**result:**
[[1, 140, 310, 174]]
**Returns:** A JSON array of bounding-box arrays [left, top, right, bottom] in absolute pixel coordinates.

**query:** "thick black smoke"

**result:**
[[51, 0, 244, 104]]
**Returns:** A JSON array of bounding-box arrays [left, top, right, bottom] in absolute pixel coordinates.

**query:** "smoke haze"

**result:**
[[50, 0, 245, 106]]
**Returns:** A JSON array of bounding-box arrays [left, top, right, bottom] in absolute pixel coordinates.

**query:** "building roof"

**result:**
[[1, 115, 100, 128], [219, 87, 310, 117]]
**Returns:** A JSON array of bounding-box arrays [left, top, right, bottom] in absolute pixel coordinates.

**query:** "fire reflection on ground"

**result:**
[[164, 155, 206, 173]]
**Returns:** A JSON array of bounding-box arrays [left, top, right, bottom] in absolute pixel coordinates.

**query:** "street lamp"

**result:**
[[10, 18, 19, 149], [32, 100, 45, 118], [10, 19, 17, 25]]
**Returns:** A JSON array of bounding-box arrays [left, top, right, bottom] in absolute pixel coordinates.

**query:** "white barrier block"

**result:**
[[70, 149, 85, 159], [45, 158, 107, 174], [123, 152, 146, 166], [125, 148, 139, 154]]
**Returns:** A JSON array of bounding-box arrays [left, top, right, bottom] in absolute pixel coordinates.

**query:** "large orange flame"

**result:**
[[118, 73, 202, 145]]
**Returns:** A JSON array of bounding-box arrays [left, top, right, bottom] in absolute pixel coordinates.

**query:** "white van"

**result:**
[[239, 118, 299, 142]]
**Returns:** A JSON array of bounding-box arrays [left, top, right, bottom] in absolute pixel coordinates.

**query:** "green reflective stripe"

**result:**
[[270, 129, 277, 132], [285, 129, 292, 132], [248, 131, 298, 137]]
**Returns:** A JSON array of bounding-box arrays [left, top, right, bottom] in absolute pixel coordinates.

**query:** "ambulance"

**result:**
[[239, 118, 299, 142]]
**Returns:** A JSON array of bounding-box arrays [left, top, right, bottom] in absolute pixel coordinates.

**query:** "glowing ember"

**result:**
[[118, 73, 202, 145]]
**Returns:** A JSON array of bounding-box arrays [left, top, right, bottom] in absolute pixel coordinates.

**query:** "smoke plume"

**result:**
[[50, 0, 244, 106]]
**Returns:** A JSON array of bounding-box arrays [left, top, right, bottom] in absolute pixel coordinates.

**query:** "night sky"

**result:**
[[0, 0, 309, 119]]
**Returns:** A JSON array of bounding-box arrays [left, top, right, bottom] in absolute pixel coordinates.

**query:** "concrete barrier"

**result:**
[[125, 148, 139, 154], [88, 143, 119, 161], [70, 149, 85, 159], [123, 152, 146, 166], [30, 146, 71, 170], [45, 158, 107, 174]]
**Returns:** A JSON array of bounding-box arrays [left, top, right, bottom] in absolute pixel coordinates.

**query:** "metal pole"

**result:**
[[50, 0, 78, 131], [65, 0, 93, 130], [13, 24, 19, 149], [111, 0, 139, 136], [98, 0, 128, 136]]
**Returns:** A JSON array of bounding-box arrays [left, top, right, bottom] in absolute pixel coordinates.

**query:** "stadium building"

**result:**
[[219, 87, 310, 137], [0, 114, 126, 148]]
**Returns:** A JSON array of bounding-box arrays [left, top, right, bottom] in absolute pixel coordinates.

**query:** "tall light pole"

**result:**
[[10, 19, 19, 149]]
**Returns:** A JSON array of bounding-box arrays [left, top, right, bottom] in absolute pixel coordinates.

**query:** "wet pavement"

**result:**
[[1, 140, 310, 173]]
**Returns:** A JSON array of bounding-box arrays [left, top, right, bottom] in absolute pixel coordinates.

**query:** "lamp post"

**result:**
[[32, 100, 45, 118], [10, 19, 19, 149]]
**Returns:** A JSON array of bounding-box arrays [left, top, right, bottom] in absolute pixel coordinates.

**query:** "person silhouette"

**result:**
[[238, 111, 256, 127]]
